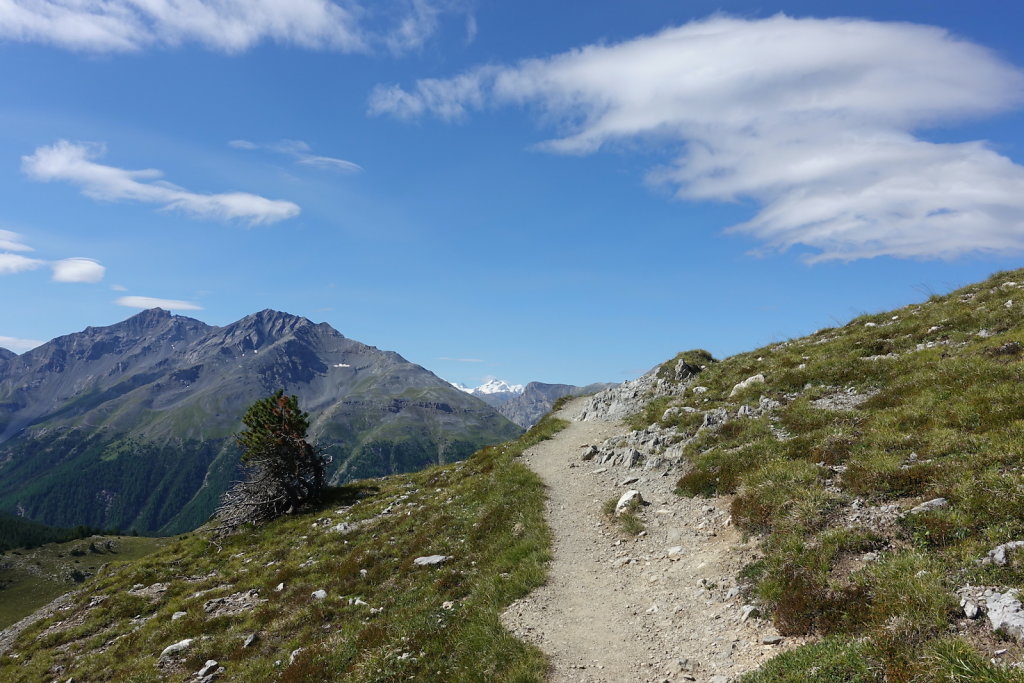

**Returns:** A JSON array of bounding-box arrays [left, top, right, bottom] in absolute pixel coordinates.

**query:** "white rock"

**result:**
[[311, 589, 328, 600], [982, 541, 1024, 566], [413, 555, 451, 566], [729, 374, 765, 397], [908, 497, 948, 514], [171, 611, 187, 621], [987, 591, 1024, 640], [289, 648, 305, 665], [615, 490, 644, 515], [275, 582, 285, 592], [159, 638, 193, 660], [197, 660, 219, 677]]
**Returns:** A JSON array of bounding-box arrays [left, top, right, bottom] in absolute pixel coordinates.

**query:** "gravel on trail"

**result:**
[[502, 398, 800, 682]]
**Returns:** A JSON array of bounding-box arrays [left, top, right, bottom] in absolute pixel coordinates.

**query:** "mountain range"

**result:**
[[452, 378, 617, 427], [0, 309, 522, 535]]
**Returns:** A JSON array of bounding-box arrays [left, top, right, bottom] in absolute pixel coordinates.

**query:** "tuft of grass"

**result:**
[[601, 495, 646, 537], [739, 636, 879, 682]]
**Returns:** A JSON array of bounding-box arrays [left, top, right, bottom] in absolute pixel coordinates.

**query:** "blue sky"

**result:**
[[1, 1, 1023, 387]]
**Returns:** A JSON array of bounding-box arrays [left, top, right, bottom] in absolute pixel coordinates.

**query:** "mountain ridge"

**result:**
[[0, 309, 522, 535]]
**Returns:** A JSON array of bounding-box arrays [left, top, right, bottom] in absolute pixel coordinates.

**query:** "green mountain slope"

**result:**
[[0, 309, 522, 535], [622, 268, 1024, 680], [0, 415, 565, 682]]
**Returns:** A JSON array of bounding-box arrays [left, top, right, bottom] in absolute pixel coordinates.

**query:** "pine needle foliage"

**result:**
[[214, 390, 329, 533]]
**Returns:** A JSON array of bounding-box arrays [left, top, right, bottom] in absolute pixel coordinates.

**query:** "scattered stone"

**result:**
[[158, 638, 193, 660], [762, 635, 784, 645], [171, 611, 187, 621], [197, 660, 219, 677], [311, 589, 328, 600], [203, 589, 265, 617], [741, 605, 760, 622], [987, 591, 1024, 640], [961, 599, 981, 619], [413, 555, 451, 566], [442, 601, 455, 610], [666, 546, 684, 557], [243, 633, 258, 648], [615, 490, 644, 515], [274, 582, 285, 592], [908, 498, 949, 515], [619, 476, 639, 486], [593, 468, 608, 474], [581, 445, 598, 461], [982, 541, 1024, 567], [289, 648, 305, 665]]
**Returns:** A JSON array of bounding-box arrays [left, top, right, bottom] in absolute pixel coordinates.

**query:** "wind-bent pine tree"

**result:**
[[214, 390, 329, 533]]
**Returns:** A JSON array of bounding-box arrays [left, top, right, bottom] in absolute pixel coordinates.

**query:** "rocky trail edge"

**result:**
[[501, 397, 797, 683]]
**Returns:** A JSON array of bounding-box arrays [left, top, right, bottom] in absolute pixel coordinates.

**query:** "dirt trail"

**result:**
[[502, 398, 798, 682]]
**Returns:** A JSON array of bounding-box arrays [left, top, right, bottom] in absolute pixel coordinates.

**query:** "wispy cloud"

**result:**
[[0, 229, 32, 252], [0, 230, 106, 282], [0, 335, 44, 353], [0, 0, 463, 54], [23, 140, 300, 225], [115, 296, 203, 311], [52, 257, 105, 283], [371, 15, 1024, 262], [0, 252, 44, 275], [110, 284, 128, 291], [437, 356, 484, 363], [230, 139, 362, 173]]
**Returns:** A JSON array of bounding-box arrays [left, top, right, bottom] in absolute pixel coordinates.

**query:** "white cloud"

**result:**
[[231, 139, 363, 173], [115, 295, 203, 311], [51, 257, 105, 283], [0, 0, 461, 54], [110, 283, 128, 291], [0, 229, 32, 252], [370, 15, 1024, 261], [0, 335, 44, 353], [22, 140, 300, 225], [0, 252, 44, 274]]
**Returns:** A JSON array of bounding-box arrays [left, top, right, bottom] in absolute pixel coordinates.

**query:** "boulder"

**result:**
[[981, 541, 1024, 567], [413, 555, 451, 566], [908, 497, 949, 515], [987, 591, 1024, 640], [729, 374, 765, 397], [158, 638, 193, 660], [615, 490, 644, 516]]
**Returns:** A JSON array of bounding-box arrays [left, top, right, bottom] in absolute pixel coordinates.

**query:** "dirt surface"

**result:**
[[502, 398, 801, 682]]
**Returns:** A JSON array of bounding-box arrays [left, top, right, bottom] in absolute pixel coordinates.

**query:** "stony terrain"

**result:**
[[503, 398, 795, 682]]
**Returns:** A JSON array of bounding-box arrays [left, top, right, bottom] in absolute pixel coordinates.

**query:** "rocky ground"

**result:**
[[502, 397, 802, 683]]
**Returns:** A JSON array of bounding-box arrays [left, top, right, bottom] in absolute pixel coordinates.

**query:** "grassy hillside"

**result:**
[[628, 269, 1024, 681], [0, 535, 167, 629], [0, 414, 565, 682]]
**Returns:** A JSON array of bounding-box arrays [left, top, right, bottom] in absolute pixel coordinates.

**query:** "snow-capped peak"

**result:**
[[474, 379, 525, 395], [446, 378, 525, 395]]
